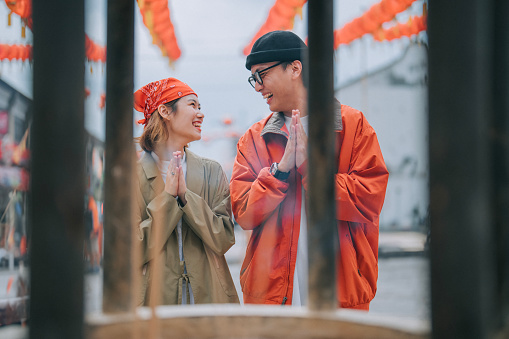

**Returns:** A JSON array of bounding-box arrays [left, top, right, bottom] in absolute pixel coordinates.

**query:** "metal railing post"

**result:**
[[30, 1, 85, 338], [428, 0, 497, 337], [307, 0, 337, 311], [492, 0, 509, 327], [102, 0, 135, 313]]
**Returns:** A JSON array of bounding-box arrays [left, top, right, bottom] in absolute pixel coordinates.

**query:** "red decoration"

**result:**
[[5, 0, 106, 63], [4, 0, 32, 29], [137, 0, 181, 63], [0, 44, 32, 61], [333, 0, 417, 49], [243, 0, 307, 56], [85, 35, 106, 63], [99, 93, 106, 110], [373, 15, 427, 41]]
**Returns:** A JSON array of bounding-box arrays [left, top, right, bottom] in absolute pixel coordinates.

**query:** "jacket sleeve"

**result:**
[[135, 183, 183, 266], [181, 164, 235, 255], [230, 136, 290, 230], [335, 122, 389, 224]]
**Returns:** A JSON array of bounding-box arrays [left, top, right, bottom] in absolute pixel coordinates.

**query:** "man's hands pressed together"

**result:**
[[278, 110, 307, 173]]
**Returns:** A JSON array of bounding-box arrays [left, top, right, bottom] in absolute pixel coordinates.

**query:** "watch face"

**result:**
[[270, 162, 278, 175]]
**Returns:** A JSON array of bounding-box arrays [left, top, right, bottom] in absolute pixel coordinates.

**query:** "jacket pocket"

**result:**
[[205, 247, 238, 297], [338, 222, 376, 306], [139, 262, 151, 306], [347, 221, 377, 288]]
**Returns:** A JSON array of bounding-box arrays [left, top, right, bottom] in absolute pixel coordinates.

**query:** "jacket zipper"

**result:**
[[282, 172, 298, 305]]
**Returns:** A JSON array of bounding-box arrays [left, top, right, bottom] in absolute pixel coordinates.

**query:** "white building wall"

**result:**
[[337, 44, 429, 230]]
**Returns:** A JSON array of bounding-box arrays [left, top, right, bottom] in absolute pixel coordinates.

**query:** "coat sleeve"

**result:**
[[181, 164, 235, 255], [230, 135, 290, 230], [135, 180, 183, 266], [335, 121, 389, 224]]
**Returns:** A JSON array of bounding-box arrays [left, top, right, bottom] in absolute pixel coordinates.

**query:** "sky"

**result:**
[[0, 0, 426, 173]]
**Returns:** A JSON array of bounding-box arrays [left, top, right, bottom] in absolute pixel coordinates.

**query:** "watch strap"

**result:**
[[271, 162, 290, 180]]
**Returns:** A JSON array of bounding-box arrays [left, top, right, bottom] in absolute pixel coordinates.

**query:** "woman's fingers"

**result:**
[[177, 166, 187, 206]]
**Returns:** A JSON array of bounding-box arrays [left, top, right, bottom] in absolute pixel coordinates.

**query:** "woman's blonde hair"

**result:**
[[135, 99, 180, 152]]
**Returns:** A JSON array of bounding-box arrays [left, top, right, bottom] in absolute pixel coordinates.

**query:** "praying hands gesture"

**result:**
[[165, 151, 187, 206], [278, 110, 308, 173]]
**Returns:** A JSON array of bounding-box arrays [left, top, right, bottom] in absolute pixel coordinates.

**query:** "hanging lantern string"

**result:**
[[333, 0, 418, 49], [243, 0, 307, 56], [137, 0, 181, 64], [373, 14, 427, 42], [4, 0, 106, 62], [0, 44, 32, 61]]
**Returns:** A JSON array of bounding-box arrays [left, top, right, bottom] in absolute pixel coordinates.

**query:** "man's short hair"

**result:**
[[245, 30, 307, 70]]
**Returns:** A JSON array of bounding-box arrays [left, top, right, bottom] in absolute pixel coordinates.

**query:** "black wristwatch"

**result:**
[[270, 162, 290, 181]]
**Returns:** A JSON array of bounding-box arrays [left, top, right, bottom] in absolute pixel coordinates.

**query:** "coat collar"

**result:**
[[260, 99, 343, 137], [139, 148, 204, 196], [184, 148, 204, 195]]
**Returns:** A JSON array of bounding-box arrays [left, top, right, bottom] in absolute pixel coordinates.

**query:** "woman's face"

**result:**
[[167, 94, 204, 143]]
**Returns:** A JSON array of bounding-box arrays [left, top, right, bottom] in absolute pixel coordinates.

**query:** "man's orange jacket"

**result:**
[[230, 103, 389, 309]]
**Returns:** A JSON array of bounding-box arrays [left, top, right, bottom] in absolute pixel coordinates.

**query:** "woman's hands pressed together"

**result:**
[[165, 151, 187, 206]]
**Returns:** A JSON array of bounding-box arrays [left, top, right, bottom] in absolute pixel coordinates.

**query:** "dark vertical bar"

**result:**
[[307, 0, 337, 310], [30, 1, 85, 338], [493, 0, 509, 326], [102, 0, 135, 313], [428, 0, 496, 338]]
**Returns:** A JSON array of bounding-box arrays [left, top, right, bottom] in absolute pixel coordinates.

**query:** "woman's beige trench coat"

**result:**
[[135, 148, 239, 305]]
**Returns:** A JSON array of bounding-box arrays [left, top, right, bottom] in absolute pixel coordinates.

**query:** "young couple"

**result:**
[[134, 31, 389, 309]]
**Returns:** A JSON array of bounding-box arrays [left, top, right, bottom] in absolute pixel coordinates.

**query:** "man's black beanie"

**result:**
[[245, 30, 307, 70]]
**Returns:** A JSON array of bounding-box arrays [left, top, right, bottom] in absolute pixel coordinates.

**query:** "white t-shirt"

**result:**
[[284, 115, 309, 306]]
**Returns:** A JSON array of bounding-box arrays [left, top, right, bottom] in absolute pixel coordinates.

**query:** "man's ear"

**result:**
[[157, 104, 170, 119], [291, 60, 303, 79]]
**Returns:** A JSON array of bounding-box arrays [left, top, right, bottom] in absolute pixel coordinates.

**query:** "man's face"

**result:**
[[250, 61, 293, 113]]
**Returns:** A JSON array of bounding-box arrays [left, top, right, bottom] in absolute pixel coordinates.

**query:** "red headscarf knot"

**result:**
[[133, 78, 197, 125]]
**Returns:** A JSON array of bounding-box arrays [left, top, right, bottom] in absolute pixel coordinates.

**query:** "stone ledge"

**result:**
[[86, 304, 430, 339]]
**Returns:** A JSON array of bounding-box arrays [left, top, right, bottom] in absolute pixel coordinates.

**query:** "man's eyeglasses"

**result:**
[[248, 61, 283, 89]]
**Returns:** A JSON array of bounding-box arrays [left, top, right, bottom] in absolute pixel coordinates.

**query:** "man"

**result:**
[[230, 30, 388, 310]]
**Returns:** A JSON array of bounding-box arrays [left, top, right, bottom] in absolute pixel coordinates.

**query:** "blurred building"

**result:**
[[337, 42, 428, 231], [0, 79, 31, 270]]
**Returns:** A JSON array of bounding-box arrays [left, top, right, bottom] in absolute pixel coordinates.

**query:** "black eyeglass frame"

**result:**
[[248, 61, 284, 89]]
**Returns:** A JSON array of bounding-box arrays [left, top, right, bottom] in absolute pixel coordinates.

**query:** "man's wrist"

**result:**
[[270, 162, 290, 181], [277, 160, 290, 173]]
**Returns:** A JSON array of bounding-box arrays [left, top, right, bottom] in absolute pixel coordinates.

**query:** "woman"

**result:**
[[133, 78, 239, 305]]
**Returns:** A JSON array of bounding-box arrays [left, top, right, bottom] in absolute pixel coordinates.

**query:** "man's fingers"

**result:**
[[290, 125, 296, 147]]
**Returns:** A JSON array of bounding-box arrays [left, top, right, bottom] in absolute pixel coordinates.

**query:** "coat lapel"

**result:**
[[139, 152, 165, 198], [185, 148, 204, 196], [183, 148, 204, 240]]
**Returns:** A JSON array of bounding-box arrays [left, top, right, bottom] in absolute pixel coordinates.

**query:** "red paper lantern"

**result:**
[[333, 0, 418, 49], [243, 0, 307, 56], [137, 0, 181, 63]]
